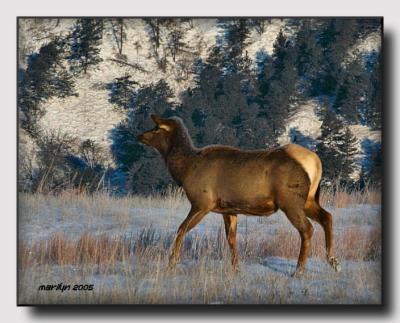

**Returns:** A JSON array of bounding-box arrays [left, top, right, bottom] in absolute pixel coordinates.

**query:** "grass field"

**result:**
[[18, 187, 381, 304]]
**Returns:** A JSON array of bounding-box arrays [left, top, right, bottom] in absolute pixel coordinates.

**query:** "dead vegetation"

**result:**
[[18, 186, 381, 304]]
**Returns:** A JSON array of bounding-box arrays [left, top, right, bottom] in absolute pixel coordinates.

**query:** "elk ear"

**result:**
[[159, 124, 172, 132]]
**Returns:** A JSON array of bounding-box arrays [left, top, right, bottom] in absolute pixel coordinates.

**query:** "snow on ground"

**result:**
[[351, 30, 382, 58], [20, 255, 380, 304], [18, 193, 380, 243], [278, 100, 322, 148], [245, 19, 288, 59], [18, 193, 381, 304]]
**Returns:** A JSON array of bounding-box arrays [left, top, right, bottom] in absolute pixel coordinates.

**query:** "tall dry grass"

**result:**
[[18, 227, 382, 304], [319, 184, 381, 208], [19, 225, 381, 272], [18, 185, 382, 304]]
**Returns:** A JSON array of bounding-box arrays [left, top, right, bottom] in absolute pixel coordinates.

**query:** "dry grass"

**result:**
[[18, 186, 382, 305], [19, 225, 381, 271], [319, 184, 381, 208]]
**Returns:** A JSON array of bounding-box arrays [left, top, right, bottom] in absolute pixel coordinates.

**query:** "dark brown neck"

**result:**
[[165, 147, 196, 185], [160, 129, 197, 185]]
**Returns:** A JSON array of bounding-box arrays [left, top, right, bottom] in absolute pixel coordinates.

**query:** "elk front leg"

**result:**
[[168, 207, 208, 269], [222, 214, 238, 268]]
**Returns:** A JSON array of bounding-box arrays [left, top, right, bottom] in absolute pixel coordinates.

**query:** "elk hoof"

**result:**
[[167, 258, 178, 271], [291, 268, 304, 278], [328, 257, 341, 272]]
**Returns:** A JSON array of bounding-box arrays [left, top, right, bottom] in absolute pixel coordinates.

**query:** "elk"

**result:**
[[137, 115, 341, 276]]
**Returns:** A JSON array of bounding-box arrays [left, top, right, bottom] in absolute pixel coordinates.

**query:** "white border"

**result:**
[[1, 0, 398, 322]]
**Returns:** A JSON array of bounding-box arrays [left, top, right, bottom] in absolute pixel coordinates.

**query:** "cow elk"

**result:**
[[137, 115, 341, 276]]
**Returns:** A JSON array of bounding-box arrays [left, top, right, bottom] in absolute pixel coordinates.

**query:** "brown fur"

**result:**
[[137, 115, 340, 276]]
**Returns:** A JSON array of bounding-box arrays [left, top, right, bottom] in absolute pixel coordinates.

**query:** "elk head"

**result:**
[[137, 114, 175, 155]]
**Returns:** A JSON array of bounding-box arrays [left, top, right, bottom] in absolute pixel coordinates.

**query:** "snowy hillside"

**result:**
[[19, 19, 297, 157], [18, 18, 382, 191]]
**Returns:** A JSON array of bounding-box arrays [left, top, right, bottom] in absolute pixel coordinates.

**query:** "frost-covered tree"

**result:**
[[360, 139, 382, 188], [337, 127, 359, 183], [257, 30, 298, 139], [19, 37, 76, 135], [316, 104, 358, 186], [68, 18, 103, 74], [295, 19, 323, 81], [333, 54, 368, 124], [365, 50, 382, 130], [110, 18, 126, 57], [144, 18, 163, 55], [106, 74, 138, 109], [110, 80, 175, 193], [312, 18, 358, 96], [167, 24, 186, 62], [249, 18, 269, 35], [218, 18, 251, 73]]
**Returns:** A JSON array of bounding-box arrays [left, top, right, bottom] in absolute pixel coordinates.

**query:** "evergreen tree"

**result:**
[[337, 127, 359, 184], [365, 50, 382, 130], [106, 74, 138, 109], [109, 80, 175, 193], [271, 29, 289, 78], [316, 104, 358, 186], [19, 37, 76, 135], [218, 18, 251, 73], [249, 18, 268, 35], [180, 46, 224, 145], [294, 19, 323, 83], [360, 139, 382, 188], [257, 30, 298, 139], [316, 105, 343, 186], [333, 54, 368, 124], [167, 24, 186, 62], [144, 18, 163, 55], [68, 18, 103, 74], [356, 18, 382, 38], [312, 18, 358, 96]]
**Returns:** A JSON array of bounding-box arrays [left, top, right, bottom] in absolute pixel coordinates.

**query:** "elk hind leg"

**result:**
[[304, 200, 341, 272], [283, 204, 314, 277]]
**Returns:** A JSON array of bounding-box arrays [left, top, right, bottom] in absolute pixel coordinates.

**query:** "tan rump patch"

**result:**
[[284, 144, 322, 200]]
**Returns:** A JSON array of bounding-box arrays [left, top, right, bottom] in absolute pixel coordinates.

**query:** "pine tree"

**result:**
[[271, 29, 288, 79], [218, 18, 251, 73], [180, 45, 225, 145], [316, 104, 358, 186], [68, 18, 103, 74], [333, 54, 368, 124], [257, 30, 298, 138], [109, 80, 175, 193], [106, 74, 138, 109], [337, 127, 359, 184], [366, 50, 382, 130], [167, 24, 186, 62], [133, 79, 174, 118], [144, 18, 163, 55], [249, 18, 268, 35], [360, 139, 381, 188], [19, 37, 76, 135], [295, 19, 323, 82], [312, 18, 358, 96]]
